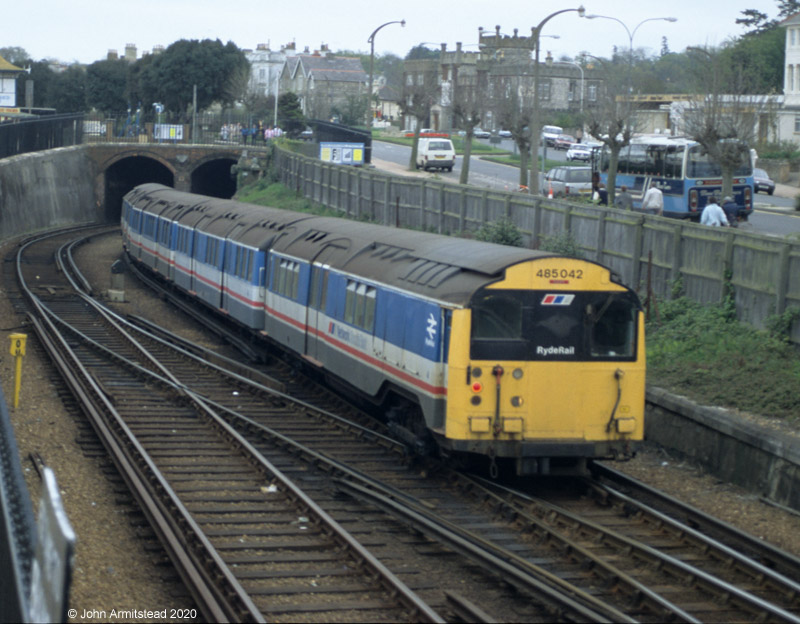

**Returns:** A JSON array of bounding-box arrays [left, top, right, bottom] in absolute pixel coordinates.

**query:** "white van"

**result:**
[[416, 138, 456, 172], [542, 125, 564, 147]]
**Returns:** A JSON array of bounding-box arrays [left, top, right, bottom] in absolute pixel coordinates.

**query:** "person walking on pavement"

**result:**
[[614, 185, 633, 210], [721, 196, 739, 227], [701, 196, 729, 227], [641, 182, 663, 215]]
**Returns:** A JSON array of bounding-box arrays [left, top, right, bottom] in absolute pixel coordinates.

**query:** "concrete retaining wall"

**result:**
[[646, 387, 800, 511], [0, 146, 98, 242]]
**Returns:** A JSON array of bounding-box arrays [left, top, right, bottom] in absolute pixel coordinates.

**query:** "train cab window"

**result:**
[[470, 292, 527, 360], [471, 293, 523, 340], [470, 289, 639, 361], [586, 294, 637, 358]]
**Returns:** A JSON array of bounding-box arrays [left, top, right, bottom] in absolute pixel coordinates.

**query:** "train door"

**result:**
[[304, 262, 329, 362]]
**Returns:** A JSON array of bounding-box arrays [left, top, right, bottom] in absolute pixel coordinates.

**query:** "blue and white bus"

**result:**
[[598, 135, 754, 220]]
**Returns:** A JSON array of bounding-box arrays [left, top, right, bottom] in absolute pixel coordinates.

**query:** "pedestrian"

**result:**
[[700, 196, 729, 227], [592, 171, 607, 205], [614, 185, 633, 210], [721, 196, 739, 227], [641, 182, 663, 215]]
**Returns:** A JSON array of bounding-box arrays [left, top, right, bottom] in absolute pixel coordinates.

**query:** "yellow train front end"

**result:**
[[444, 257, 645, 476]]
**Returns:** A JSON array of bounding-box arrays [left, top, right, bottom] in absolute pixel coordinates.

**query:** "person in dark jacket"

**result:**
[[721, 196, 739, 227]]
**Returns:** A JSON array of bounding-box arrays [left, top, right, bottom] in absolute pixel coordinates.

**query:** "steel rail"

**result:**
[[28, 231, 444, 623], [474, 476, 800, 624], [335, 478, 630, 624], [22, 304, 264, 622], [591, 461, 800, 579]]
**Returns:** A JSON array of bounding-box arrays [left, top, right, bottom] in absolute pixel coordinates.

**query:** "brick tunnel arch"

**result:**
[[190, 156, 238, 198], [104, 155, 175, 222]]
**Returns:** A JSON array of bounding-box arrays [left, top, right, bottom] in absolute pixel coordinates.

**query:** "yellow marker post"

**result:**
[[9, 333, 27, 409]]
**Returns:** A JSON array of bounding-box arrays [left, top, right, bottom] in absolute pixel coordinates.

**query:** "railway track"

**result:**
[[10, 226, 800, 622]]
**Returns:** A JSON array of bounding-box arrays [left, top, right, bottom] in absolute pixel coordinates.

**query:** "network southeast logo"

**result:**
[[541, 294, 575, 305]]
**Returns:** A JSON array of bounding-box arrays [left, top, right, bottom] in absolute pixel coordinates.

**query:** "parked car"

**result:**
[[753, 168, 775, 195], [541, 125, 564, 147], [498, 129, 512, 138], [473, 128, 491, 139], [554, 134, 576, 150], [566, 143, 592, 162], [542, 166, 593, 198]]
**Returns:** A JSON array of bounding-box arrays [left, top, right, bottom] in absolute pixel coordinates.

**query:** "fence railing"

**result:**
[[81, 111, 293, 147], [0, 113, 84, 159], [274, 147, 800, 343]]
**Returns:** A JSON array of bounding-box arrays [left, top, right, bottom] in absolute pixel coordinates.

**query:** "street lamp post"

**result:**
[[581, 14, 677, 92], [529, 6, 585, 196], [367, 19, 406, 128]]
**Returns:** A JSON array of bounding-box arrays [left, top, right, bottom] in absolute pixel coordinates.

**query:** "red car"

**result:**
[[554, 134, 576, 150]]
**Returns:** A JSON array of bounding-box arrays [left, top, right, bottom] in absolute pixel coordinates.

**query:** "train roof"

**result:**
[[125, 185, 560, 306], [271, 216, 551, 305]]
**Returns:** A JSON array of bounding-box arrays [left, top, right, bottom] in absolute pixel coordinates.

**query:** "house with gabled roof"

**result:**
[[279, 47, 368, 121]]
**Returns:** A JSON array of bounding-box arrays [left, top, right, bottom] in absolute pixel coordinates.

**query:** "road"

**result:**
[[372, 139, 800, 238]]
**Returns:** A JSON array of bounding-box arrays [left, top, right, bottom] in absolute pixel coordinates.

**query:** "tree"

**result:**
[[276, 92, 305, 136], [405, 45, 440, 61], [451, 74, 485, 185], [49, 65, 87, 113], [0, 46, 30, 67], [129, 39, 249, 121], [86, 59, 129, 114], [399, 62, 440, 170], [683, 47, 763, 200], [492, 74, 534, 189], [584, 56, 642, 206]]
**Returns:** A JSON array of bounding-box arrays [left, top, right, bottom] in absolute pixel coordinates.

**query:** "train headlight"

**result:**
[[472, 367, 482, 378], [512, 368, 524, 380], [511, 396, 523, 407], [471, 396, 482, 406]]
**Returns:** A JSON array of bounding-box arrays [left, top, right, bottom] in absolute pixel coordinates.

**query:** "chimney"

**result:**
[[107, 49, 118, 61], [124, 43, 137, 62]]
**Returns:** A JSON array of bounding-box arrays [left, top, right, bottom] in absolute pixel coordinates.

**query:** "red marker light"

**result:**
[[471, 382, 483, 393]]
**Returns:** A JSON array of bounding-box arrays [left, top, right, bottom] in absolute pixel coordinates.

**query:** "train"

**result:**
[[121, 183, 645, 476]]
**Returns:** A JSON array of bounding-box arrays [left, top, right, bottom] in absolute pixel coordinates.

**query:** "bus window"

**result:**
[[664, 146, 684, 179]]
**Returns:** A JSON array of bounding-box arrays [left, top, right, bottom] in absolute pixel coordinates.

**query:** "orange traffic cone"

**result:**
[[548, 183, 553, 199]]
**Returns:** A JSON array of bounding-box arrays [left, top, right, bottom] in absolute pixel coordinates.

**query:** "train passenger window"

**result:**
[[345, 281, 357, 323], [344, 280, 377, 331], [363, 288, 376, 331], [310, 265, 328, 310], [272, 258, 300, 299]]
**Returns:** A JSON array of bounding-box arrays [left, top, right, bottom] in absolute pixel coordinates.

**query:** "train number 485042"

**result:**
[[537, 268, 584, 279]]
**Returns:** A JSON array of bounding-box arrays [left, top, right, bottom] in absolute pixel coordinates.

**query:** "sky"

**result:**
[[2, 0, 787, 66]]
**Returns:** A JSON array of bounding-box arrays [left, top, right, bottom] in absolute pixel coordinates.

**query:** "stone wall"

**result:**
[[0, 146, 98, 242]]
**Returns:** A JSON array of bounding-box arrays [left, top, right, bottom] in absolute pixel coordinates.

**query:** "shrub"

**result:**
[[474, 218, 524, 247]]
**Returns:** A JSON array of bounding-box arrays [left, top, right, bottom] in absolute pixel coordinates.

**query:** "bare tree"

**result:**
[[451, 74, 485, 185], [585, 57, 642, 206], [492, 74, 534, 190], [399, 62, 440, 170], [682, 47, 761, 200]]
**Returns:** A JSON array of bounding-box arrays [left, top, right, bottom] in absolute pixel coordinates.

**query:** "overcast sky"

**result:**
[[3, 0, 786, 65]]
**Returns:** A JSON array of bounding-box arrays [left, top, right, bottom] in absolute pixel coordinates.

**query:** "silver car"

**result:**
[[542, 166, 593, 198]]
